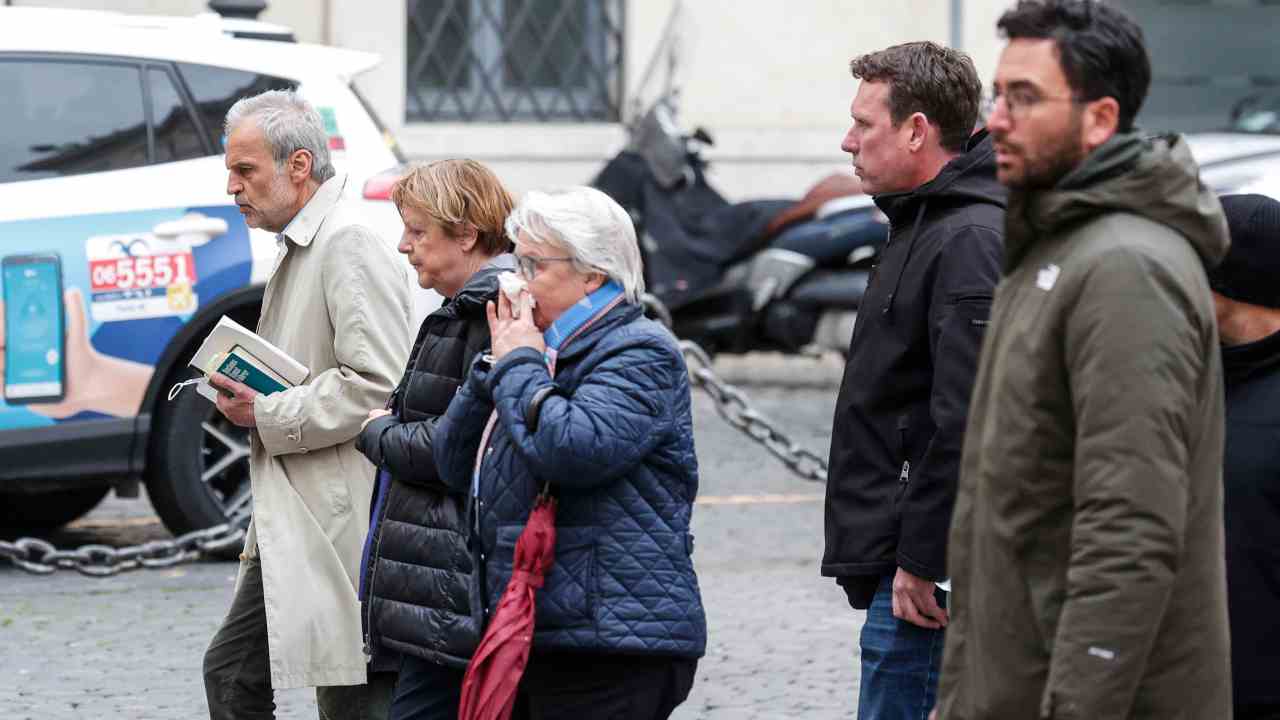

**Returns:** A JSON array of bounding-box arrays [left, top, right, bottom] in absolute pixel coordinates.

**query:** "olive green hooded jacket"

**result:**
[[936, 133, 1232, 720]]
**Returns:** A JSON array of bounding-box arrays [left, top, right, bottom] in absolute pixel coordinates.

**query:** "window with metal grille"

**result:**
[[407, 0, 625, 123]]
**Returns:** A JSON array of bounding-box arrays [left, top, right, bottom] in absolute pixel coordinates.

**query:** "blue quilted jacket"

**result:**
[[434, 301, 707, 658]]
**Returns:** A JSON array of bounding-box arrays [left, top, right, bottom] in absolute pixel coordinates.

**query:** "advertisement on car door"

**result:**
[[0, 204, 252, 430]]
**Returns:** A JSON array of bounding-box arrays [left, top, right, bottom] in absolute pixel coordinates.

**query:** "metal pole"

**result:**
[[950, 0, 964, 49]]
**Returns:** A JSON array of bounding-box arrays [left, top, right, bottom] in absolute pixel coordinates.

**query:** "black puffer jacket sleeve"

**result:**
[[358, 413, 449, 488], [356, 312, 491, 490], [895, 224, 1002, 580]]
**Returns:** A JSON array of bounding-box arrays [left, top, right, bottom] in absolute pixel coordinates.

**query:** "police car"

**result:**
[[0, 8, 432, 539]]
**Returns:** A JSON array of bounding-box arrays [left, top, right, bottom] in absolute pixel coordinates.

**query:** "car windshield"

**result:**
[[1230, 94, 1280, 134]]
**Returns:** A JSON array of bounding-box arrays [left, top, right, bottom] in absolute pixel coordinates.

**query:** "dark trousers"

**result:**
[[387, 654, 464, 720], [511, 651, 697, 720], [1238, 704, 1280, 720], [203, 556, 395, 719]]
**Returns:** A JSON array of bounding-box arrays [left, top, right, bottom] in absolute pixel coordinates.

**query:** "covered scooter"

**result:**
[[592, 100, 885, 356]]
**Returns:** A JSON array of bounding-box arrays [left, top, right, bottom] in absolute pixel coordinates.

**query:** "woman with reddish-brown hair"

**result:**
[[355, 158, 515, 720]]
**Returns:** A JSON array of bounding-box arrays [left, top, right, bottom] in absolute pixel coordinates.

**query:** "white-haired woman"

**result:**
[[433, 186, 706, 718]]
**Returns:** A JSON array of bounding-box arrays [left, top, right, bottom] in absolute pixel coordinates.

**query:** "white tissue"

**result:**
[[498, 271, 535, 318]]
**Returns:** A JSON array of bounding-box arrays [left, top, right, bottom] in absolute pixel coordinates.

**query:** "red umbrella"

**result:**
[[458, 495, 558, 720]]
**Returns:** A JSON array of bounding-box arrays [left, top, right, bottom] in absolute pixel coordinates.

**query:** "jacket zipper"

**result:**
[[845, 223, 899, 352]]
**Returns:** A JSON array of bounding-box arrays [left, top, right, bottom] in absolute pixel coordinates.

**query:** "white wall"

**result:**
[[362, 0, 1014, 200]]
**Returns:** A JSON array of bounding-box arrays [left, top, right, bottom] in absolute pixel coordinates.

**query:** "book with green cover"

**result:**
[[187, 315, 309, 403], [209, 346, 289, 395]]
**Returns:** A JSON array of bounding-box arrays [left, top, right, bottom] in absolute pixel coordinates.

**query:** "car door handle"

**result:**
[[152, 213, 228, 246]]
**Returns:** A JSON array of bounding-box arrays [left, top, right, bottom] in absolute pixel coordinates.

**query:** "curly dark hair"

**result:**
[[997, 0, 1151, 132], [849, 41, 981, 154]]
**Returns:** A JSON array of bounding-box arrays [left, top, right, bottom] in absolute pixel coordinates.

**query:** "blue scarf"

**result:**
[[541, 280, 625, 373], [469, 280, 626, 523]]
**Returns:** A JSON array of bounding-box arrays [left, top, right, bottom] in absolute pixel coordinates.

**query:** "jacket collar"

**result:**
[[872, 130, 1005, 226], [443, 254, 516, 319], [548, 301, 644, 365], [1223, 328, 1280, 387], [869, 130, 1005, 319], [280, 173, 349, 248]]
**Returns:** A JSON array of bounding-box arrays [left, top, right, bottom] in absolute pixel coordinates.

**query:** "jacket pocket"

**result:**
[[327, 446, 355, 516], [490, 523, 596, 628], [893, 414, 913, 504]]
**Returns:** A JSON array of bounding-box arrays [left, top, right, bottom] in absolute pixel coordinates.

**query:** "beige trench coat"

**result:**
[[242, 174, 411, 689]]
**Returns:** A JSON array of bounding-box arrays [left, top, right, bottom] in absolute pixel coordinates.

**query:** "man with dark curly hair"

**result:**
[[934, 2, 1232, 718]]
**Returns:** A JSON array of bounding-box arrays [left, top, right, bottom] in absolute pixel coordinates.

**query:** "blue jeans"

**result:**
[[857, 574, 946, 720], [388, 654, 464, 720]]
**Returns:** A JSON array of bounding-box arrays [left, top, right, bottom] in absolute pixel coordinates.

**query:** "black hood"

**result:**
[[873, 130, 1008, 225], [1004, 133, 1229, 273], [870, 130, 1007, 317]]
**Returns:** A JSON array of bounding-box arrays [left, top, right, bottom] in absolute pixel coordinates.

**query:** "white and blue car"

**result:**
[[0, 8, 432, 538]]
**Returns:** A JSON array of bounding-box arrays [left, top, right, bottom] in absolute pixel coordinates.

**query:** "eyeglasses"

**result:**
[[515, 253, 576, 279], [982, 88, 1084, 120]]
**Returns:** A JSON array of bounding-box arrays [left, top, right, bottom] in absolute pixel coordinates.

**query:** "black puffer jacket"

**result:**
[[823, 131, 1005, 605], [356, 255, 513, 669]]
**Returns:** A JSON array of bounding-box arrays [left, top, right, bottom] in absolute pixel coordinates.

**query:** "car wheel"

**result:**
[[0, 486, 110, 531], [146, 370, 251, 559]]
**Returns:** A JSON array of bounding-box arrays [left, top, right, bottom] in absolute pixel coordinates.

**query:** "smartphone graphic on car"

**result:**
[[2, 253, 66, 404]]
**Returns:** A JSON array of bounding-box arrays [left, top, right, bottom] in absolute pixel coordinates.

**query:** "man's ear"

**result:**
[[583, 271, 606, 295], [907, 112, 931, 153], [1081, 97, 1120, 153], [288, 148, 314, 185]]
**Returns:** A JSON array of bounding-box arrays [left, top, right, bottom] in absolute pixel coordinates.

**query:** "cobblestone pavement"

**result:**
[[0, 353, 864, 719]]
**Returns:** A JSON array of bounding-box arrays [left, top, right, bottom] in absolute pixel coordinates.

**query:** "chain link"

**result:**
[[0, 514, 247, 577], [639, 292, 829, 483], [3, 295, 827, 577], [679, 340, 829, 483]]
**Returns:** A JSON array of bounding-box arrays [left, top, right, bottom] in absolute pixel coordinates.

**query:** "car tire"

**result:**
[[146, 297, 261, 560], [0, 486, 110, 531], [146, 374, 252, 560]]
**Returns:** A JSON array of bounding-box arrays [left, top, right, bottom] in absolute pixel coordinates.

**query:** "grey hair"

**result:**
[[224, 89, 335, 183], [505, 187, 645, 303]]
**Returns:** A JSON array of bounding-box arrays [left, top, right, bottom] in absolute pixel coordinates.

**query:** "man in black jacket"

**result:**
[[1212, 193, 1280, 720], [822, 41, 1004, 719]]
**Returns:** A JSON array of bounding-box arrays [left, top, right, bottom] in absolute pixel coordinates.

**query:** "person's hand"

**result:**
[[362, 408, 391, 431], [487, 289, 543, 360], [892, 566, 949, 629], [929, 710, 939, 720], [0, 288, 152, 419], [209, 372, 259, 427]]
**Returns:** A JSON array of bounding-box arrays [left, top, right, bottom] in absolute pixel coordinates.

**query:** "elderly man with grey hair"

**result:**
[[202, 89, 411, 719]]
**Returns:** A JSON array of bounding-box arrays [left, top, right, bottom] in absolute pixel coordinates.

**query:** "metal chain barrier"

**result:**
[[1, 295, 828, 576], [679, 339, 828, 483], [0, 516, 247, 577]]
